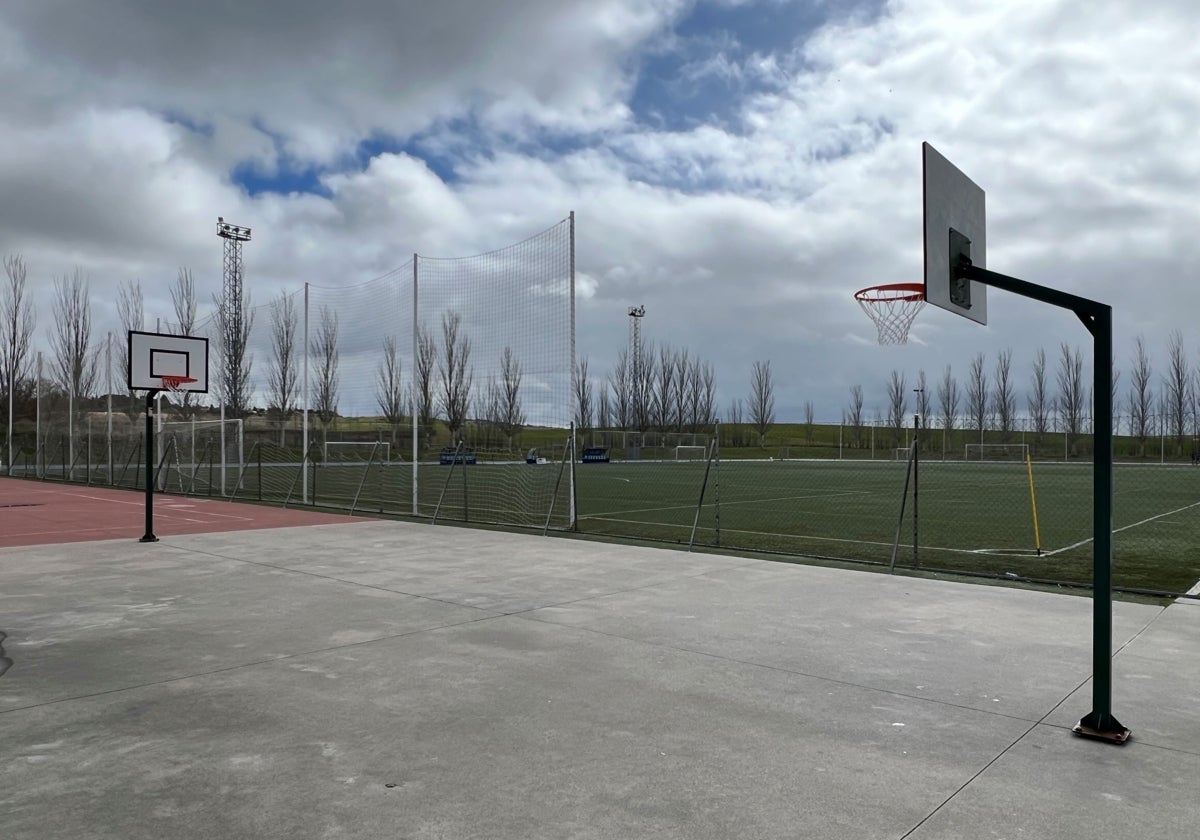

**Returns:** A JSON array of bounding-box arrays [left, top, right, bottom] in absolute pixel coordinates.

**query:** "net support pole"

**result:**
[[35, 352, 41, 478], [956, 260, 1128, 743], [302, 282, 309, 505], [888, 445, 916, 573], [568, 213, 577, 530], [106, 332, 113, 484], [140, 389, 159, 543], [412, 254, 419, 517], [912, 413, 920, 569]]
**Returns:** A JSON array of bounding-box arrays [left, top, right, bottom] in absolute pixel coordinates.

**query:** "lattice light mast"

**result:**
[[217, 217, 252, 417], [628, 305, 646, 429]]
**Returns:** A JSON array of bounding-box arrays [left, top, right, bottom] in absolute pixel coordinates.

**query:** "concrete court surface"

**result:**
[[1, 519, 1197, 839]]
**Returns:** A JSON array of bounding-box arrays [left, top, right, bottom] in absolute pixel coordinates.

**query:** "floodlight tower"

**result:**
[[217, 217, 251, 416], [628, 305, 646, 429]]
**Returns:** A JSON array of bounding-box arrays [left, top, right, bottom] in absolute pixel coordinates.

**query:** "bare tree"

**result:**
[[376, 335, 405, 446], [937, 365, 959, 437], [632, 340, 656, 432], [915, 370, 931, 434], [51, 270, 99, 403], [749, 360, 775, 447], [169, 268, 199, 416], [1028, 348, 1050, 445], [727, 397, 743, 446], [497, 346, 525, 446], [652, 344, 677, 432], [213, 285, 254, 418], [596, 384, 611, 430], [1127, 336, 1152, 457], [673, 349, 691, 432], [609, 351, 631, 431], [438, 311, 473, 440], [415, 324, 436, 444], [1056, 343, 1085, 452], [573, 356, 592, 434], [312, 306, 339, 440], [1164, 329, 1189, 450], [687, 359, 716, 431], [966, 352, 988, 442], [992, 348, 1016, 440], [886, 370, 907, 446], [477, 379, 502, 447], [2, 255, 36, 452], [847, 384, 865, 448], [116, 279, 144, 418], [803, 400, 814, 442], [171, 268, 198, 335], [267, 291, 299, 445]]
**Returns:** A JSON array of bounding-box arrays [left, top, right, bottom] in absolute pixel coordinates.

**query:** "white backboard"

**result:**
[[128, 330, 209, 392], [923, 142, 987, 325]]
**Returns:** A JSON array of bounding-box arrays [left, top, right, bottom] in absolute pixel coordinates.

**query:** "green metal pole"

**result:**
[[958, 262, 1128, 742], [1073, 305, 1128, 741], [139, 391, 158, 542]]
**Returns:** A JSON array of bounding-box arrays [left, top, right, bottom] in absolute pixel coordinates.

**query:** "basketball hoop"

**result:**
[[854, 283, 926, 345], [159, 375, 196, 394]]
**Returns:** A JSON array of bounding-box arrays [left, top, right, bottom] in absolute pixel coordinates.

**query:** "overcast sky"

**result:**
[[2, 0, 1198, 423]]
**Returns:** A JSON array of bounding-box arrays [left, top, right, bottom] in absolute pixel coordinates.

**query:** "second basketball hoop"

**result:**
[[854, 283, 925, 345]]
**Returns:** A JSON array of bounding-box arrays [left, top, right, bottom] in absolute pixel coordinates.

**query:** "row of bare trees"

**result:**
[[842, 335, 1199, 456], [575, 343, 723, 437]]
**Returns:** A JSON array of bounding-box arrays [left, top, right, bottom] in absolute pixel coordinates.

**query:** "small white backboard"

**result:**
[[128, 330, 209, 392], [923, 141, 987, 324]]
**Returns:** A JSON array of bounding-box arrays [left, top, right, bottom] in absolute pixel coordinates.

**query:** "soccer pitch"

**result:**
[[575, 459, 1200, 594], [221, 456, 1200, 594]]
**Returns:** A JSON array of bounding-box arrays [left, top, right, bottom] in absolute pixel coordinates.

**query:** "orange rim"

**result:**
[[853, 283, 925, 302]]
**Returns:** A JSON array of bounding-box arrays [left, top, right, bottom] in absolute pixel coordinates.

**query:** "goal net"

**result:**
[[892, 447, 913, 461], [324, 441, 392, 463], [157, 418, 244, 496], [674, 445, 707, 461], [964, 443, 1030, 462]]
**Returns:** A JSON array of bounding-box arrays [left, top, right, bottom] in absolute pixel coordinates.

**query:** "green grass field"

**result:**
[[208, 453, 1200, 595], [573, 459, 1200, 593]]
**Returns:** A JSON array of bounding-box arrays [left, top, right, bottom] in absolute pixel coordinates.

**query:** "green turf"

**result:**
[[572, 459, 1200, 593], [130, 451, 1200, 594]]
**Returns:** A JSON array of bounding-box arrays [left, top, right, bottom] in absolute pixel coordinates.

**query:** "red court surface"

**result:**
[[0, 477, 368, 548]]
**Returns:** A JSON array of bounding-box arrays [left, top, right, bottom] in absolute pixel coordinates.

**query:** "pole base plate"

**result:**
[[1073, 712, 1131, 744], [139, 534, 159, 543]]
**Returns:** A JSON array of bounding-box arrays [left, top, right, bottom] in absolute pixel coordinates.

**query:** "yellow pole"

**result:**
[[1026, 450, 1043, 555]]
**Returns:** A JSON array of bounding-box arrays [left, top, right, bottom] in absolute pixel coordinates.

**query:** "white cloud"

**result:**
[[2, 0, 1199, 421]]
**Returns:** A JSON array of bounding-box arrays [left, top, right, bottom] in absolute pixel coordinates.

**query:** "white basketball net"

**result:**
[[855, 286, 926, 345]]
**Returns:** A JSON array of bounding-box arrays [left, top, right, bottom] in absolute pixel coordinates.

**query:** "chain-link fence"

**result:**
[[7, 415, 1200, 596]]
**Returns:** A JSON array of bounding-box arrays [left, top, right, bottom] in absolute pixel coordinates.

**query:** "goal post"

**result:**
[[157, 418, 244, 496], [964, 443, 1030, 461], [324, 441, 393, 463], [674, 445, 707, 461]]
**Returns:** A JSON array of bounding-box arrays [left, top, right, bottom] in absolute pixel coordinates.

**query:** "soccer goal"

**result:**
[[964, 443, 1029, 462], [892, 446, 913, 461], [157, 418, 244, 496], [324, 441, 392, 463], [674, 445, 707, 461]]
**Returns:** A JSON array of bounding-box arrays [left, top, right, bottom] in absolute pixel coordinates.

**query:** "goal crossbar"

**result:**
[[964, 443, 1030, 461]]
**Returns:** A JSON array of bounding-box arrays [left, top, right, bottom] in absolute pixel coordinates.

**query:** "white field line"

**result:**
[[1044, 498, 1200, 557], [579, 489, 872, 521], [584, 515, 1004, 557]]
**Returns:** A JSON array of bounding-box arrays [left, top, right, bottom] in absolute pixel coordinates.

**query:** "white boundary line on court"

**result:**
[[1044, 498, 1200, 557]]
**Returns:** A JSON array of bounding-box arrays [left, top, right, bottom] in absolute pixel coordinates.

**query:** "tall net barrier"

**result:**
[[412, 220, 574, 526]]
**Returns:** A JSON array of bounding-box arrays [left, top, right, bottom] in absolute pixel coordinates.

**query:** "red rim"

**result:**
[[853, 282, 925, 302]]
